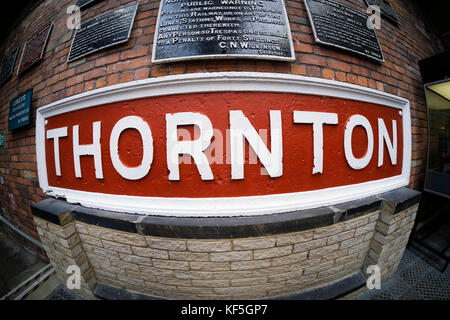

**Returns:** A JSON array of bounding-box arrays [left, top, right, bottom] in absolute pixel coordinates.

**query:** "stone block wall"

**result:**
[[31, 188, 420, 300]]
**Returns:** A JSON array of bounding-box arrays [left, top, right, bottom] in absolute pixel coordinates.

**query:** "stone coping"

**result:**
[[31, 187, 420, 239]]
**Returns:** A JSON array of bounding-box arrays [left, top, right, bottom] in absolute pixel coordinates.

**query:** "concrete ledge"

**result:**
[[271, 271, 367, 300], [30, 187, 420, 239]]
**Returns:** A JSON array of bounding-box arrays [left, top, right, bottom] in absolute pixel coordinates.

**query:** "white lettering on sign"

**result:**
[[45, 112, 400, 181], [230, 110, 283, 180], [293, 111, 338, 174], [166, 112, 214, 181], [73, 121, 103, 179], [344, 115, 374, 170], [378, 119, 397, 167], [110, 116, 154, 180], [46, 127, 68, 176]]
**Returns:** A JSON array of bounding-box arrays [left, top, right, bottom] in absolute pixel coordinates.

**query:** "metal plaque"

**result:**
[[0, 47, 19, 86], [365, 0, 398, 24], [9, 89, 32, 131], [304, 0, 384, 63], [152, 0, 295, 63], [17, 25, 52, 75], [75, 0, 104, 9], [68, 3, 138, 62]]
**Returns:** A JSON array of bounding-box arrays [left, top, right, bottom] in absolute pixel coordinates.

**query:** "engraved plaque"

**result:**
[[76, 0, 104, 9], [17, 25, 52, 75], [152, 0, 295, 63], [0, 47, 19, 85], [68, 3, 138, 62], [9, 89, 32, 130], [304, 0, 384, 63], [365, 0, 398, 24]]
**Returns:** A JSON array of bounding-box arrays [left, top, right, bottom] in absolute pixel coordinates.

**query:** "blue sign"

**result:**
[[9, 89, 32, 130]]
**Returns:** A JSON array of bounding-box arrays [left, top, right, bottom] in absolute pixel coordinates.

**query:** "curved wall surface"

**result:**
[[0, 0, 440, 299]]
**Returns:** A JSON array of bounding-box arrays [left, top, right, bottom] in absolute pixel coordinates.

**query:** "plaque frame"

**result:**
[[67, 3, 139, 63], [17, 24, 53, 75], [0, 46, 19, 86], [151, 0, 296, 64], [76, 0, 103, 10], [9, 88, 33, 131], [304, 0, 385, 63], [364, 0, 399, 25]]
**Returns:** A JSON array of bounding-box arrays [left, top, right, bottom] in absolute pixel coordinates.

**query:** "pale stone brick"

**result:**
[[369, 212, 380, 223], [344, 216, 368, 230], [272, 251, 308, 267], [175, 270, 212, 280], [158, 276, 192, 287], [251, 264, 294, 277], [102, 240, 132, 254], [348, 240, 371, 255], [231, 277, 267, 287], [119, 253, 153, 266], [87, 226, 115, 241], [340, 235, 365, 249], [178, 286, 214, 294], [169, 251, 209, 261], [153, 259, 189, 270], [92, 246, 120, 260], [110, 259, 140, 272], [132, 246, 168, 259], [309, 243, 339, 259], [293, 238, 327, 253], [209, 271, 252, 281], [139, 265, 174, 277], [285, 273, 318, 286], [267, 269, 303, 282], [303, 260, 335, 275], [276, 232, 313, 246], [313, 223, 345, 239], [113, 232, 147, 246], [79, 233, 103, 247], [191, 279, 230, 287], [75, 223, 89, 235], [187, 240, 232, 252], [147, 238, 186, 251], [321, 248, 349, 261], [231, 259, 271, 271], [211, 251, 252, 262], [233, 238, 276, 250], [254, 245, 292, 259], [318, 265, 344, 278], [354, 221, 377, 237], [364, 231, 375, 241], [327, 230, 355, 245], [189, 261, 230, 271], [335, 253, 358, 265], [144, 281, 177, 292], [117, 275, 145, 287]]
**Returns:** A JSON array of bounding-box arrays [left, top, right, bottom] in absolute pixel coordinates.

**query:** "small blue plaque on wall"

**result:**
[[9, 89, 32, 130]]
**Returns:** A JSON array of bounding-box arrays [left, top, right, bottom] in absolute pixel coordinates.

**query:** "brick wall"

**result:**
[[0, 0, 443, 245]]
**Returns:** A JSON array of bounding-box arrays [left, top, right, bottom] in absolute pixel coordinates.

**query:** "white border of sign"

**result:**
[[151, 0, 296, 64], [36, 72, 411, 217]]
